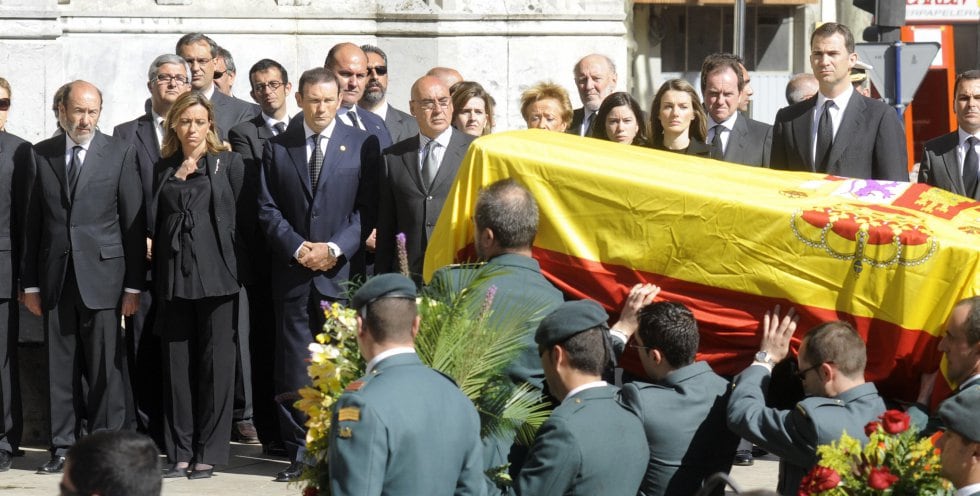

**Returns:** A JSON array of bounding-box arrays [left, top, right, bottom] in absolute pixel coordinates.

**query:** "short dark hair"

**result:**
[[700, 53, 745, 93], [636, 302, 699, 368], [559, 327, 608, 376], [801, 321, 866, 378], [216, 46, 236, 74], [591, 91, 649, 146], [957, 296, 980, 346], [475, 179, 539, 250], [811, 22, 855, 54], [297, 67, 339, 95], [66, 431, 161, 496], [249, 58, 290, 86], [360, 44, 388, 64], [954, 70, 980, 101], [362, 297, 417, 344], [175, 33, 218, 58]]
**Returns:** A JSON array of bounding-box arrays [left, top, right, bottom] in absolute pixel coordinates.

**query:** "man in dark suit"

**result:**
[[375, 76, 475, 282], [112, 53, 190, 449], [918, 70, 980, 199], [770, 23, 908, 180], [175, 33, 259, 140], [228, 58, 293, 455], [701, 53, 772, 167], [22, 80, 145, 474], [327, 274, 485, 495], [359, 45, 419, 144], [727, 315, 887, 496], [617, 301, 739, 496], [325, 43, 393, 150], [515, 300, 648, 496], [568, 54, 618, 137], [0, 89, 30, 470], [257, 68, 380, 481]]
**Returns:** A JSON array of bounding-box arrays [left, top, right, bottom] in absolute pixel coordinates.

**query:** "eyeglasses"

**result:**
[[155, 74, 188, 86], [183, 57, 212, 67], [793, 361, 825, 381], [367, 66, 388, 76], [0, 98, 9, 111], [415, 99, 450, 111], [253, 81, 284, 93]]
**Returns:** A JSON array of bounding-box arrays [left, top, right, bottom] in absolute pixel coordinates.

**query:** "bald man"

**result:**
[[325, 42, 393, 149], [426, 67, 464, 89], [570, 54, 618, 137], [375, 76, 475, 283]]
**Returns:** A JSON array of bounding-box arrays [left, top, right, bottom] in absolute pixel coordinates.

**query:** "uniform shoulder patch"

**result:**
[[338, 406, 360, 422], [344, 380, 365, 392]]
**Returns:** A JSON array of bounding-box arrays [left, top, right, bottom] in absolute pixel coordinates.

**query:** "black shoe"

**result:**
[[263, 441, 288, 458], [188, 467, 213, 480], [37, 455, 66, 474], [733, 449, 754, 467], [274, 461, 305, 482], [231, 420, 260, 444], [0, 450, 11, 471], [162, 463, 189, 478], [751, 446, 769, 458]]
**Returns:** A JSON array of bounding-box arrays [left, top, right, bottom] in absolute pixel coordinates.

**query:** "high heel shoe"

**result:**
[[162, 463, 189, 478], [188, 465, 214, 479]]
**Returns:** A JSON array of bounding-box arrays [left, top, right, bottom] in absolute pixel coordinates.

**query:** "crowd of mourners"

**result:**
[[0, 17, 978, 496]]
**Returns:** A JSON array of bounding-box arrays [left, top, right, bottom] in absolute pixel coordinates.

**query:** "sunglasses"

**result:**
[[367, 66, 388, 76], [0, 98, 9, 111]]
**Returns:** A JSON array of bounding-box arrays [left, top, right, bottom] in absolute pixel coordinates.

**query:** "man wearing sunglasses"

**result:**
[[727, 313, 886, 496], [358, 45, 418, 144]]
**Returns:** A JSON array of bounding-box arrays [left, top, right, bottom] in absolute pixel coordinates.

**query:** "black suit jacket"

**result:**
[[720, 113, 772, 167], [113, 113, 160, 234], [210, 90, 260, 141], [229, 114, 279, 284], [567, 107, 592, 137], [257, 121, 381, 299], [770, 94, 908, 180], [918, 131, 980, 200], [381, 105, 419, 144], [150, 150, 243, 300], [23, 131, 146, 310], [0, 132, 32, 299], [375, 129, 475, 279]]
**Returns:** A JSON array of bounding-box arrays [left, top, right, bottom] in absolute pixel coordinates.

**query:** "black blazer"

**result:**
[[918, 131, 980, 200], [23, 131, 146, 310], [770, 93, 908, 180], [210, 90, 260, 141], [652, 138, 711, 158], [382, 105, 420, 144], [229, 114, 279, 284], [720, 113, 772, 167], [0, 131, 32, 298], [150, 150, 244, 299], [375, 129, 475, 279], [113, 113, 161, 235]]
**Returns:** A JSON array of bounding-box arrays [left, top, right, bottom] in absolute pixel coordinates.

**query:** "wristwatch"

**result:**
[[328, 245, 340, 259], [754, 350, 776, 365]]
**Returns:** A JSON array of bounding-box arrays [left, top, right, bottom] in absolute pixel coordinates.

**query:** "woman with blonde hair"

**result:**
[[649, 79, 710, 156], [451, 81, 496, 137], [520, 81, 573, 132], [154, 91, 243, 480]]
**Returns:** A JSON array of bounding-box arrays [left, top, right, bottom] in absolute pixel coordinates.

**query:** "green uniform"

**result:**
[[327, 352, 485, 496], [619, 361, 739, 496], [727, 365, 886, 496], [515, 384, 648, 496], [908, 375, 980, 436]]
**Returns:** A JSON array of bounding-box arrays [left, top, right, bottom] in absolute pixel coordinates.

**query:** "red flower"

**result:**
[[879, 410, 911, 434], [303, 486, 318, 496], [864, 421, 880, 437], [799, 465, 841, 495], [868, 466, 899, 490]]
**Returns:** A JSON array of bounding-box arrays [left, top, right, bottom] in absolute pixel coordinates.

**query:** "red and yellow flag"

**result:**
[[424, 130, 980, 404]]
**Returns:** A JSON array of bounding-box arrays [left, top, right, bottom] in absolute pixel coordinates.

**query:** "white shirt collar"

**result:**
[[64, 134, 92, 153], [262, 112, 288, 134], [957, 128, 980, 147], [364, 347, 416, 375], [363, 102, 388, 121], [815, 84, 854, 113], [420, 126, 453, 150], [303, 118, 336, 141], [955, 483, 980, 496], [563, 380, 608, 403], [708, 111, 739, 132], [201, 84, 215, 101]]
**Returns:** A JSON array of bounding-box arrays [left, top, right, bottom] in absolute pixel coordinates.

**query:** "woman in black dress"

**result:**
[[649, 79, 710, 156], [154, 92, 243, 479]]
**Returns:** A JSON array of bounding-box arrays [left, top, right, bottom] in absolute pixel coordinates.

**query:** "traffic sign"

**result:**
[[855, 42, 940, 106]]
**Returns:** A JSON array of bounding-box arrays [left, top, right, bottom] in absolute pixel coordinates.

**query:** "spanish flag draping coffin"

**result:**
[[423, 130, 980, 404]]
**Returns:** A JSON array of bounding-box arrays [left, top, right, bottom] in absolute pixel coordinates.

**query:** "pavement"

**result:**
[[0, 442, 781, 495]]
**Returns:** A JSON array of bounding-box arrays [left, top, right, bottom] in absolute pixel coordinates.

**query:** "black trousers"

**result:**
[[44, 269, 129, 456], [124, 289, 164, 448], [160, 294, 236, 465], [273, 284, 329, 462], [245, 282, 280, 446], [0, 298, 22, 454]]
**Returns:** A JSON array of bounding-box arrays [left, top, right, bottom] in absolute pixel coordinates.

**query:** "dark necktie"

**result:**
[[347, 110, 361, 130], [964, 136, 979, 198], [421, 140, 439, 188], [309, 134, 323, 188], [710, 125, 725, 159], [67, 145, 83, 195], [814, 100, 834, 172], [273, 122, 286, 135]]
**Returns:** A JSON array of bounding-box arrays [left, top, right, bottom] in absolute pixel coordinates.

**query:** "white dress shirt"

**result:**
[[811, 85, 854, 166]]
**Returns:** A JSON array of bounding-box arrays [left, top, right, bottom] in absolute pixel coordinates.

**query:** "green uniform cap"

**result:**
[[939, 384, 980, 443], [535, 299, 609, 347], [351, 273, 417, 310]]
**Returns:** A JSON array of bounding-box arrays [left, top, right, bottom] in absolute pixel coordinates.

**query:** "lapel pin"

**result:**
[[215, 158, 221, 173], [340, 145, 347, 152]]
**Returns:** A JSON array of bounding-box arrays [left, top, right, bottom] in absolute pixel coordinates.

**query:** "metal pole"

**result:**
[[733, 0, 746, 57], [893, 40, 904, 117]]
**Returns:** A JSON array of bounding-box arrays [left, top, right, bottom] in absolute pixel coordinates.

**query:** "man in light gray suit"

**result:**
[[375, 76, 475, 283], [700, 53, 772, 167], [918, 70, 980, 199], [359, 45, 419, 144]]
